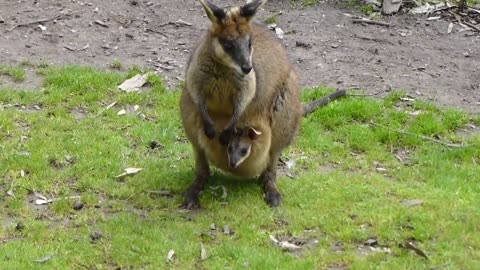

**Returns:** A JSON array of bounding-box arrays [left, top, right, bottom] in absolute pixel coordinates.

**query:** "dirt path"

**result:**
[[1, 0, 479, 113]]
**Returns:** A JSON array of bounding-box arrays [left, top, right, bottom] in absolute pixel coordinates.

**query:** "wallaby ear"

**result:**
[[240, 0, 267, 20], [247, 127, 262, 141], [198, 0, 225, 24]]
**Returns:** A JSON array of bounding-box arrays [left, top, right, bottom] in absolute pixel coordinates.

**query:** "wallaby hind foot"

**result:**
[[261, 169, 281, 207], [182, 184, 203, 209], [181, 149, 210, 209]]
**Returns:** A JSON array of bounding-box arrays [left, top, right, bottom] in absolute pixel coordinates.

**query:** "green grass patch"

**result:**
[[1, 67, 479, 269], [109, 59, 124, 70], [264, 15, 278, 24], [0, 64, 26, 82]]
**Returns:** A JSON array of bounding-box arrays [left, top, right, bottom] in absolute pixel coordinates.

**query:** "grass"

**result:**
[[264, 15, 278, 25], [109, 59, 123, 70], [1, 66, 480, 269], [0, 64, 26, 82]]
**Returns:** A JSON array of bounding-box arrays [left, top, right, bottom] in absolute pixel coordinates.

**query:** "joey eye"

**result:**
[[248, 38, 252, 48], [228, 145, 233, 153], [241, 148, 248, 156]]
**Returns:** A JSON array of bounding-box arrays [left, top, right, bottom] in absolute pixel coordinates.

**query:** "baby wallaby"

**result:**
[[227, 126, 262, 169], [185, 0, 267, 145]]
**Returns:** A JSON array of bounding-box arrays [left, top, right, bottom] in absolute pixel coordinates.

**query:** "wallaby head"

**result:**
[[227, 127, 262, 168], [198, 0, 267, 75]]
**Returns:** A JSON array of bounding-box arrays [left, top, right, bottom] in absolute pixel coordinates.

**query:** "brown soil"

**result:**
[[0, 0, 479, 113]]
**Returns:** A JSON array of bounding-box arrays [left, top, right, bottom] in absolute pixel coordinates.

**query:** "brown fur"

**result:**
[[180, 0, 302, 208]]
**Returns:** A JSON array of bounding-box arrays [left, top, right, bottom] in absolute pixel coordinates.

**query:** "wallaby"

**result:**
[[226, 126, 262, 169], [184, 0, 261, 145], [180, 0, 303, 209]]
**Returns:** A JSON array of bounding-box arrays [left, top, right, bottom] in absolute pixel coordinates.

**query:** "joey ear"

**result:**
[[247, 127, 262, 140], [198, 0, 225, 24], [240, 0, 267, 20]]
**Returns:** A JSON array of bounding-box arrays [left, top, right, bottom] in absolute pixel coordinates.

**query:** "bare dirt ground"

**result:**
[[0, 0, 479, 113]]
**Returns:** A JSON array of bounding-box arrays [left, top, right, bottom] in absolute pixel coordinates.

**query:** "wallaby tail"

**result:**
[[302, 88, 347, 117]]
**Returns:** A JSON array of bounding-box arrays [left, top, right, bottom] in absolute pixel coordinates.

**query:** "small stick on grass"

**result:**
[[370, 121, 466, 148]]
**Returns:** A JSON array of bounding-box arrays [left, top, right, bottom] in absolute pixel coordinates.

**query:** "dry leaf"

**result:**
[[105, 101, 117, 109], [117, 109, 126, 115], [275, 27, 284, 39], [401, 199, 424, 207], [200, 243, 207, 260], [269, 235, 302, 251], [284, 158, 296, 179], [35, 198, 54, 205], [166, 249, 175, 262], [223, 225, 231, 235], [34, 255, 51, 263], [34, 191, 48, 201], [210, 185, 227, 199], [447, 22, 453, 34], [115, 167, 142, 178], [118, 73, 148, 93], [406, 110, 421, 116]]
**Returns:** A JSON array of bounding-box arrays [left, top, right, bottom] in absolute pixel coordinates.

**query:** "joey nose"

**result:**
[[229, 160, 238, 168], [241, 65, 252, 74]]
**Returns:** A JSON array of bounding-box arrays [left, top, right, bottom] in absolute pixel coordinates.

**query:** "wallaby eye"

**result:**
[[228, 145, 233, 153], [248, 38, 252, 49], [221, 40, 234, 51], [241, 148, 248, 156]]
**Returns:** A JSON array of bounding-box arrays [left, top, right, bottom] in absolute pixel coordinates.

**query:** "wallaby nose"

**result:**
[[229, 160, 238, 168], [241, 65, 252, 74]]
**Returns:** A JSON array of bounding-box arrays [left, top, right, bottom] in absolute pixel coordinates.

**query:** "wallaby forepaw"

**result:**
[[204, 124, 216, 139], [219, 129, 232, 146], [264, 190, 281, 207]]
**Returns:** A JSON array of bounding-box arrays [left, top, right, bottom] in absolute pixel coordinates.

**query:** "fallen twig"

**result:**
[[370, 121, 466, 148], [7, 12, 71, 32], [353, 34, 392, 44], [352, 18, 392, 27], [145, 28, 168, 38], [359, 43, 378, 58], [94, 20, 108, 28], [400, 241, 429, 260], [468, 7, 480, 15], [303, 88, 347, 116], [448, 10, 480, 32], [64, 44, 89, 51], [158, 19, 193, 28], [462, 21, 480, 32]]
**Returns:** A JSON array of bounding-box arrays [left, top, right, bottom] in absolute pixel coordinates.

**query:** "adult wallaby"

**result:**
[[180, 0, 303, 208], [185, 0, 259, 145]]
